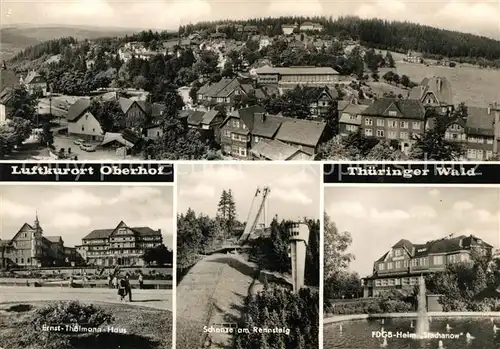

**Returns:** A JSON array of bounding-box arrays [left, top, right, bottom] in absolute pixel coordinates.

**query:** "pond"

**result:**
[[324, 317, 500, 349]]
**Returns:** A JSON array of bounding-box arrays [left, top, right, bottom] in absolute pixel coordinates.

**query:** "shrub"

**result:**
[[327, 298, 414, 315], [31, 301, 114, 330], [233, 286, 318, 349]]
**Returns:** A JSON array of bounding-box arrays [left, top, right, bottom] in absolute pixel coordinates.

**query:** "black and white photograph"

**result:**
[[176, 163, 320, 348], [1, 1, 499, 161], [323, 186, 500, 349], [0, 185, 174, 349]]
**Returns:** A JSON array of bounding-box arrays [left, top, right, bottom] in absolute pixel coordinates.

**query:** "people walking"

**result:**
[[112, 275, 118, 289], [125, 274, 132, 302], [107, 274, 112, 288], [118, 277, 127, 301], [138, 273, 144, 290]]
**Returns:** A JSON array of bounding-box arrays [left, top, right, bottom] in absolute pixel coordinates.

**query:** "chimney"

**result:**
[[459, 238, 463, 248], [488, 106, 491, 115], [1, 60, 6, 70], [257, 112, 266, 122], [437, 77, 442, 92]]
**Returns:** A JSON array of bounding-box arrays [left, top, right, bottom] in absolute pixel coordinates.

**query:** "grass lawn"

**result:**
[[0, 301, 172, 349], [379, 63, 500, 107]]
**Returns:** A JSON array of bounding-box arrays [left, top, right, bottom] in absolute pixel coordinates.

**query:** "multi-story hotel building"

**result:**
[[77, 221, 163, 266], [0, 214, 68, 268], [362, 234, 493, 297], [359, 98, 426, 153], [254, 66, 340, 89]]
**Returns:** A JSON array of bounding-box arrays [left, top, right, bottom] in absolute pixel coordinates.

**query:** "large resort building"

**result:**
[[254, 66, 340, 90], [0, 214, 81, 268], [76, 221, 163, 267], [362, 234, 493, 297]]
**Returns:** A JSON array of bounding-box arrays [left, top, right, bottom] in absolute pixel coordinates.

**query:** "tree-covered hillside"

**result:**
[[181, 16, 500, 65]]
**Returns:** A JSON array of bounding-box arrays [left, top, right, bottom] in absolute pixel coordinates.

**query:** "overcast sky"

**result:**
[[325, 186, 500, 277], [0, 185, 174, 249], [177, 163, 320, 222], [1, 0, 499, 38]]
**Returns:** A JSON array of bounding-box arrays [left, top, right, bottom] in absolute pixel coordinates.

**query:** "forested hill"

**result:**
[[182, 16, 500, 63]]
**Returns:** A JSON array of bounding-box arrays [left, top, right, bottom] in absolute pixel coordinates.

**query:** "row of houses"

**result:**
[[338, 76, 500, 160], [219, 105, 326, 160]]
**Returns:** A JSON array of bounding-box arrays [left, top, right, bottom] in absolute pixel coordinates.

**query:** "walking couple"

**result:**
[[117, 274, 132, 302]]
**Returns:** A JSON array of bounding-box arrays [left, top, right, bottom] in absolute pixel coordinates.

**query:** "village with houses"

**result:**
[[1, 16, 499, 160]]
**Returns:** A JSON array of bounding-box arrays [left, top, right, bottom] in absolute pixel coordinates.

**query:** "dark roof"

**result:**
[[275, 118, 326, 150], [0, 69, 19, 93], [82, 224, 161, 240], [187, 110, 206, 126], [45, 236, 63, 243], [201, 110, 219, 125], [66, 99, 91, 122], [465, 106, 495, 137], [361, 98, 425, 120], [227, 105, 282, 138], [376, 235, 492, 262]]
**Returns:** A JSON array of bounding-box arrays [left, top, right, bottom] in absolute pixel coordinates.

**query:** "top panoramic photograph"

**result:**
[[0, 0, 499, 161]]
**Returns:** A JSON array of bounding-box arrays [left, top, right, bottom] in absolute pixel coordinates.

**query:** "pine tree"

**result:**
[[226, 189, 237, 233], [217, 190, 228, 220]]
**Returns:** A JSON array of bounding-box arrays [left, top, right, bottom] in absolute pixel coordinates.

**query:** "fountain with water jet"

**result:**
[[415, 275, 429, 339]]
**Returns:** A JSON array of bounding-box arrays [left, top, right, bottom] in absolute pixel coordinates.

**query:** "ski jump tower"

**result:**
[[288, 222, 310, 293]]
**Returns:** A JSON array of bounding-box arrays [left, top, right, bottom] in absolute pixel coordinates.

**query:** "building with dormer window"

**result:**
[[362, 234, 493, 297], [77, 221, 163, 266]]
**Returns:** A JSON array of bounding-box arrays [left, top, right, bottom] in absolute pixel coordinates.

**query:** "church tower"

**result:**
[[31, 211, 43, 260]]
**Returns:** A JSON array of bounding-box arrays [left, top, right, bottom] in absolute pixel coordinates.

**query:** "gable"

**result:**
[[110, 221, 135, 237], [383, 103, 401, 117], [11, 223, 34, 241]]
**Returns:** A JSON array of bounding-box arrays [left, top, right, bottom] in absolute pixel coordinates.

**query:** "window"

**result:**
[[376, 119, 384, 127], [375, 279, 381, 286], [81, 126, 85, 131], [433, 255, 444, 265], [388, 131, 397, 139], [225, 130, 231, 137], [85, 115, 88, 120], [395, 249, 402, 256], [376, 129, 384, 137], [232, 120, 240, 128], [387, 262, 393, 270], [27, 258, 30, 263], [389, 120, 398, 128], [487, 138, 493, 145], [365, 128, 373, 136], [388, 111, 397, 117], [477, 150, 483, 160], [395, 278, 401, 285], [365, 118, 373, 126], [346, 124, 357, 132], [412, 121, 421, 129], [239, 147, 247, 157], [448, 254, 458, 263], [400, 132, 409, 139], [467, 149, 477, 159], [486, 151, 493, 159], [254, 136, 260, 143], [378, 263, 385, 270], [400, 121, 408, 128], [445, 132, 451, 139], [452, 133, 458, 139], [420, 257, 427, 266], [395, 261, 401, 269], [451, 124, 460, 131], [468, 137, 477, 143], [411, 259, 418, 267]]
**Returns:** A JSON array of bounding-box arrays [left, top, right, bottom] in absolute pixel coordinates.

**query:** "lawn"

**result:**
[[379, 63, 500, 107], [0, 301, 172, 349]]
